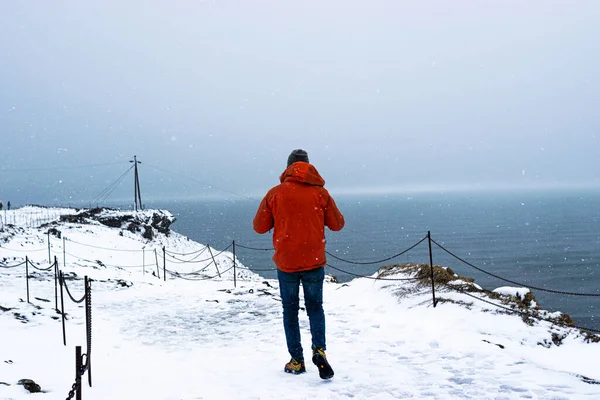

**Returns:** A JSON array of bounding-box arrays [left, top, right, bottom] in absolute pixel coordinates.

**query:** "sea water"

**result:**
[[152, 189, 600, 332]]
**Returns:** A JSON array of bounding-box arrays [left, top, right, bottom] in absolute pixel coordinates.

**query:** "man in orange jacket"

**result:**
[[253, 149, 345, 379]]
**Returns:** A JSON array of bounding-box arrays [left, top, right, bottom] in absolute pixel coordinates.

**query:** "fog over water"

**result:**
[[1, 1, 599, 206]]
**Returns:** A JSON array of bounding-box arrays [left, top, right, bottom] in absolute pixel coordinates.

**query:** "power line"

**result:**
[[143, 162, 259, 201], [1, 161, 129, 173], [90, 165, 134, 206]]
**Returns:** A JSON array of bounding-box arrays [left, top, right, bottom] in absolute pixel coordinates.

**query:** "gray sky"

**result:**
[[1, 0, 599, 206]]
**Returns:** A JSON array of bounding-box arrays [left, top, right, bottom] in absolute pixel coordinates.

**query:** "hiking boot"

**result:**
[[284, 358, 306, 375], [312, 348, 334, 379]]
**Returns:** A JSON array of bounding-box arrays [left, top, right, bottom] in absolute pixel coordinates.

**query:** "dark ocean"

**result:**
[[148, 189, 600, 332]]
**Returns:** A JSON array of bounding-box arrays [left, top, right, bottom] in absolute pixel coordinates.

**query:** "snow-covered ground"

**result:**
[[1, 207, 600, 400]]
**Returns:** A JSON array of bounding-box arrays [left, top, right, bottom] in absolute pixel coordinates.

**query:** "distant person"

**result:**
[[253, 149, 345, 379], [0, 201, 3, 211], [7, 201, 10, 210]]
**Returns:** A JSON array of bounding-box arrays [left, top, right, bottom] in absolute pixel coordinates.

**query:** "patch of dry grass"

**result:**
[[373, 263, 598, 344]]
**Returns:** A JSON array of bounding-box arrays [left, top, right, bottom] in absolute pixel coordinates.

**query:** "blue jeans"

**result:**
[[277, 267, 326, 361]]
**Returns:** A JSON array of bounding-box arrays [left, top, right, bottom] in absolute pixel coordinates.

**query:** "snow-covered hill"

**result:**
[[1, 207, 599, 399]]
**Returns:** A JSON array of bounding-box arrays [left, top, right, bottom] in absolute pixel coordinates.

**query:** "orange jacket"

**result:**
[[253, 162, 345, 273]]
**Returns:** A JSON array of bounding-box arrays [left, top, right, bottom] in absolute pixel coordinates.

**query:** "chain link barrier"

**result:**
[[65, 359, 87, 400], [62, 276, 86, 304], [61, 278, 92, 399], [85, 277, 93, 389]]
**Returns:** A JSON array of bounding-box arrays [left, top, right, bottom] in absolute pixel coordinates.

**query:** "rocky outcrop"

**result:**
[[58, 207, 175, 239], [17, 378, 42, 393]]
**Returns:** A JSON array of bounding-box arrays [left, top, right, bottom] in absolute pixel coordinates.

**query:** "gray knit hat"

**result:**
[[287, 149, 309, 167]]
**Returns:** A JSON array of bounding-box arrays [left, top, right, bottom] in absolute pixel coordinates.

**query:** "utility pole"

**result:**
[[130, 155, 143, 211]]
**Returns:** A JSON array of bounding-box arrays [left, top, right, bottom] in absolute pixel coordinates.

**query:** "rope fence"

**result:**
[[28, 259, 56, 272], [163, 247, 209, 263], [325, 235, 428, 265], [431, 238, 600, 297], [30, 229, 600, 301], [163, 251, 214, 264], [439, 281, 600, 335], [163, 246, 209, 257], [234, 243, 273, 251], [165, 265, 236, 281], [163, 259, 216, 276], [237, 265, 277, 272], [326, 263, 422, 282], [62, 251, 147, 269], [7, 231, 600, 302], [0, 245, 47, 253], [64, 238, 145, 253], [0, 260, 27, 268]]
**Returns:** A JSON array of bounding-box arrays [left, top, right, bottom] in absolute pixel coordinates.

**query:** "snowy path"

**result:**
[[87, 277, 600, 400]]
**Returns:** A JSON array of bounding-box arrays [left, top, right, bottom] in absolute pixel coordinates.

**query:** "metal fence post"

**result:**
[[60, 271, 67, 346], [25, 256, 30, 303], [47, 231, 51, 264], [75, 345, 82, 400], [232, 240, 237, 288], [163, 246, 166, 282], [154, 249, 160, 279], [206, 245, 221, 278], [427, 231, 437, 308], [54, 256, 59, 311]]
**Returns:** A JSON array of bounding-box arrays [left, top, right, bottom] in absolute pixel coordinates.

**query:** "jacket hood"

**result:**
[[279, 162, 325, 187]]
